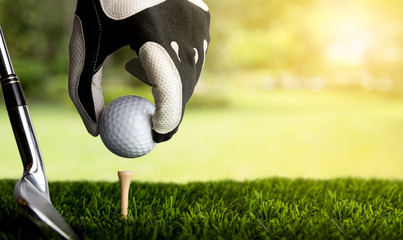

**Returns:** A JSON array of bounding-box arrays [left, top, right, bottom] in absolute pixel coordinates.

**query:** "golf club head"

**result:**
[[15, 176, 79, 240]]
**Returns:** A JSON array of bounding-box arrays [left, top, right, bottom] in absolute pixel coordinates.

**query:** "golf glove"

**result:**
[[68, 0, 211, 143]]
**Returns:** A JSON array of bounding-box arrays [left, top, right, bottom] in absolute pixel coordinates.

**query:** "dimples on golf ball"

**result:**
[[99, 95, 156, 158]]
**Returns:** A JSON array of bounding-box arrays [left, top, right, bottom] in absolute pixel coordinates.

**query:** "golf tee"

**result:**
[[118, 171, 133, 218]]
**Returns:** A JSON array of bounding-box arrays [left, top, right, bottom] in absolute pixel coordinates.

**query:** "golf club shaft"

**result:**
[[0, 27, 14, 76], [0, 26, 48, 193]]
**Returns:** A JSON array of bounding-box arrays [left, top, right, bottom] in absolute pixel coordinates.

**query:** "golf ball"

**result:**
[[99, 95, 156, 158]]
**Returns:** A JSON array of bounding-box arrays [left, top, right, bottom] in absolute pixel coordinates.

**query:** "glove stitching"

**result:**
[[91, 0, 102, 75]]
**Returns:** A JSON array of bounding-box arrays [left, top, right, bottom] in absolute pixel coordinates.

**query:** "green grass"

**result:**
[[0, 178, 402, 239], [0, 89, 402, 182]]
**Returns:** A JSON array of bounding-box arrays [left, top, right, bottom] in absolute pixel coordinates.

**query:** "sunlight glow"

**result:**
[[326, 29, 372, 65], [323, 14, 375, 65]]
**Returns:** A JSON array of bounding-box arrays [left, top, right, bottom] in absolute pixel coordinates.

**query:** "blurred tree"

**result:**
[[0, 0, 402, 101], [0, 0, 74, 100]]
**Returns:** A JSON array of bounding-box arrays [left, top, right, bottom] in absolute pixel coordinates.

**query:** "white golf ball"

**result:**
[[99, 95, 156, 158]]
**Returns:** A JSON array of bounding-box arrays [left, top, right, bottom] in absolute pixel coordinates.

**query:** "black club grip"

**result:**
[[1, 74, 27, 109]]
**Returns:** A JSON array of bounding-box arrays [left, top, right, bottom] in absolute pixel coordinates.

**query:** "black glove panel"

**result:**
[[69, 0, 210, 142]]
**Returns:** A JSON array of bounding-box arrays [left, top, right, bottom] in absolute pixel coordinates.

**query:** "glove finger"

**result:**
[[68, 15, 104, 136], [138, 42, 183, 142], [125, 57, 152, 86]]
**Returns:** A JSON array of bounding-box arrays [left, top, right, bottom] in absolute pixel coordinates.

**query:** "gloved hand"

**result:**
[[68, 0, 210, 143]]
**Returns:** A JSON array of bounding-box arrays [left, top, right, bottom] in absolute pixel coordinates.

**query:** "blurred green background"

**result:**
[[0, 0, 402, 182]]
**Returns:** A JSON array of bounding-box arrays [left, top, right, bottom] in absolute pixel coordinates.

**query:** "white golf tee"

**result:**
[[118, 171, 133, 218]]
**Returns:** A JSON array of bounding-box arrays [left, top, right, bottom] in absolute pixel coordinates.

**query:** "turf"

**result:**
[[0, 178, 402, 239]]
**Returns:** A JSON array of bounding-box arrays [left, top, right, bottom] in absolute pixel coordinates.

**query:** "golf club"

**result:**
[[0, 26, 79, 240]]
